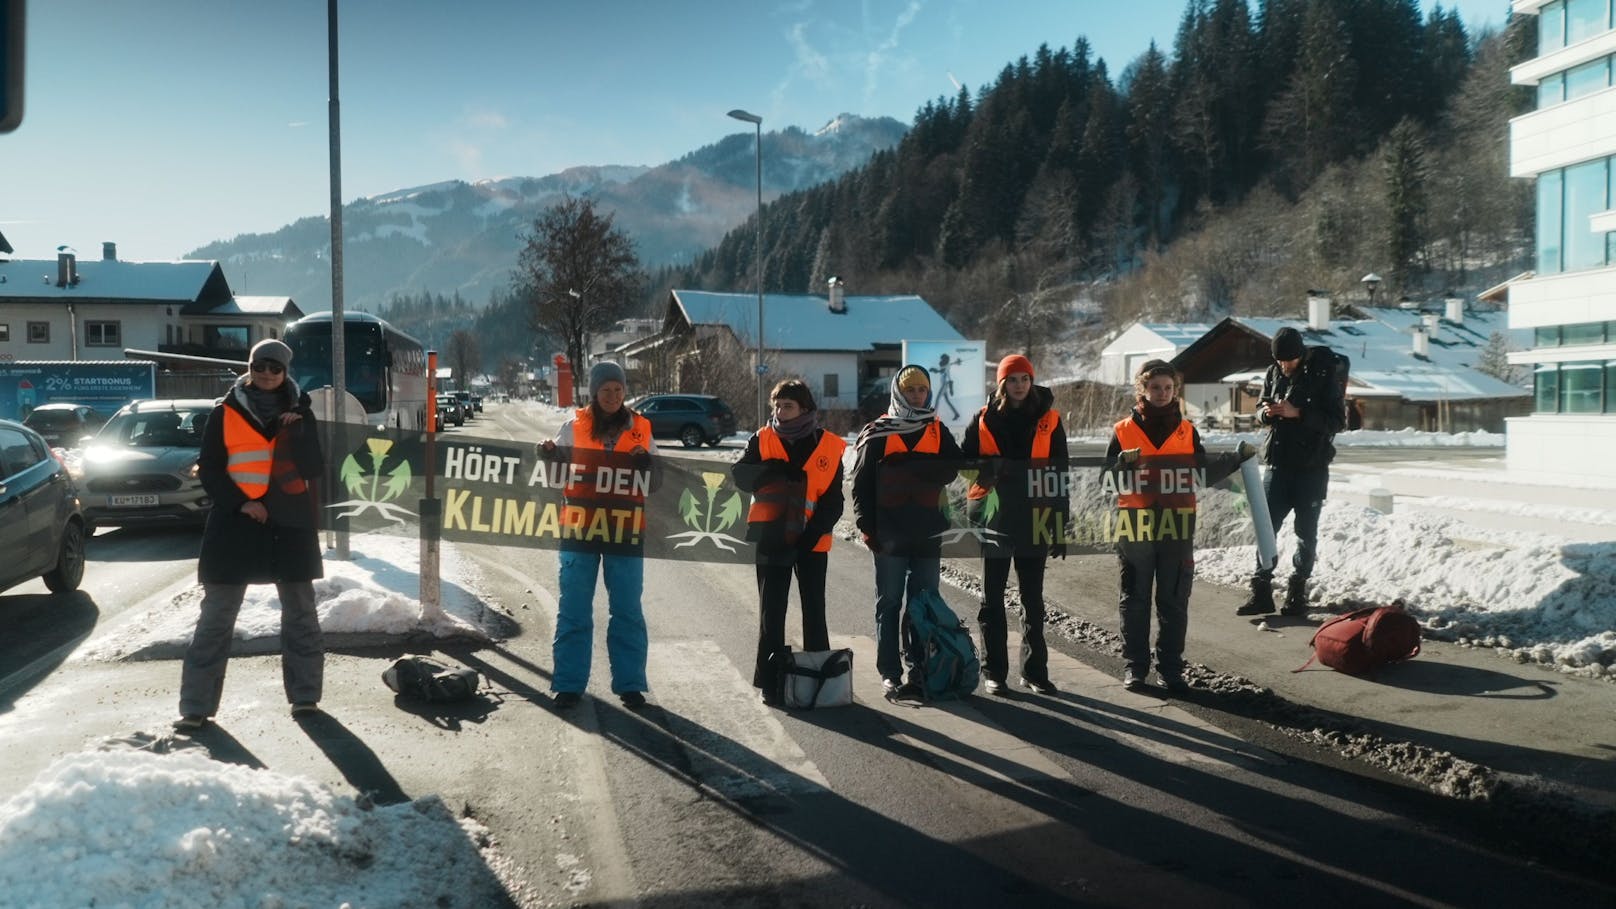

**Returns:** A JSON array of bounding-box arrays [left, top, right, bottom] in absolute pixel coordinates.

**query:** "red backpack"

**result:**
[[1295, 603, 1422, 675]]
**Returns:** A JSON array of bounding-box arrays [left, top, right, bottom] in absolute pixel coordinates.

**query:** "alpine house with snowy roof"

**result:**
[[620, 278, 964, 423], [0, 243, 302, 367], [1126, 293, 1531, 433]]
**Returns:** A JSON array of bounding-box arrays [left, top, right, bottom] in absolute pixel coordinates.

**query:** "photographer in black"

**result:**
[[1237, 327, 1346, 617]]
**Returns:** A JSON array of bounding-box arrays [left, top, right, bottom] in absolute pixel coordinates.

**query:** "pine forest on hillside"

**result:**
[[665, 0, 1536, 365]]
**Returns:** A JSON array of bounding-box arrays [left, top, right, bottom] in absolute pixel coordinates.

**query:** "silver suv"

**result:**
[[74, 399, 216, 528]]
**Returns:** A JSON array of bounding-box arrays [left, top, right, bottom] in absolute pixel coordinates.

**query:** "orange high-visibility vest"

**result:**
[[562, 407, 654, 533], [1113, 417, 1196, 510], [967, 406, 1060, 500], [746, 427, 846, 552], [223, 407, 307, 498], [878, 421, 943, 508]]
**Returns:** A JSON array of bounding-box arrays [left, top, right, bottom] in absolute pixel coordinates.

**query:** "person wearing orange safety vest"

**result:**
[[1104, 359, 1246, 695], [851, 365, 961, 700], [179, 338, 326, 731], [732, 379, 846, 705], [539, 361, 662, 711], [961, 354, 1069, 697]]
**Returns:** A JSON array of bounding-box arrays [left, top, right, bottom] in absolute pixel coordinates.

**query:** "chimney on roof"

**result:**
[[1412, 325, 1430, 357], [827, 275, 846, 314], [1422, 312, 1441, 334], [1306, 290, 1331, 331], [56, 251, 78, 288], [1444, 293, 1464, 325], [102, 242, 117, 261]]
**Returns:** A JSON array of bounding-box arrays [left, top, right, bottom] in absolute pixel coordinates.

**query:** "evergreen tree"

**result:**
[[1262, 0, 1360, 194], [1381, 117, 1429, 292], [1122, 42, 1175, 248]]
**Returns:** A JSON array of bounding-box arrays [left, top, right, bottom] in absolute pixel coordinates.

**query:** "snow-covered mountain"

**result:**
[[189, 114, 906, 312]]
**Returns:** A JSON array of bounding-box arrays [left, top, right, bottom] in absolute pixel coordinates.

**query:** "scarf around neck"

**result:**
[[856, 366, 936, 450], [770, 409, 819, 443]]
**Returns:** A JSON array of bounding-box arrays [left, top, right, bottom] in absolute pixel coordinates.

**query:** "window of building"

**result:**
[[1539, 71, 1567, 108], [1537, 169, 1564, 274], [0, 324, 8, 342], [1566, 0, 1611, 46], [85, 321, 121, 347], [1535, 363, 1561, 412], [27, 322, 49, 344], [1607, 361, 1616, 412], [823, 374, 840, 398], [1563, 321, 1606, 345], [1541, 1, 1568, 54], [1565, 55, 1612, 102], [202, 325, 250, 350], [1563, 361, 1604, 412], [1535, 325, 1562, 347], [1565, 157, 1610, 270]]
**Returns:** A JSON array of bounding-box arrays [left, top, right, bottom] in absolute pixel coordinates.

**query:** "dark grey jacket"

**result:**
[[196, 380, 325, 584], [1257, 346, 1346, 471]]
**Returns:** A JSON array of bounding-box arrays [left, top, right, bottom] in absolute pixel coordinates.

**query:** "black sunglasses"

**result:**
[[250, 361, 285, 375]]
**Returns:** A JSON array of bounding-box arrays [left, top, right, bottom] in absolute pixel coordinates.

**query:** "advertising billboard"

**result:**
[[0, 361, 158, 421], [901, 339, 987, 440]]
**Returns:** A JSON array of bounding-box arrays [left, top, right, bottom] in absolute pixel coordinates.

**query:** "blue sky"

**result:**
[[3, 0, 1509, 263]]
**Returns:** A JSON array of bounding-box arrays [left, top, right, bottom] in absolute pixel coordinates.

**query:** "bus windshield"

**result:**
[[286, 325, 386, 414]]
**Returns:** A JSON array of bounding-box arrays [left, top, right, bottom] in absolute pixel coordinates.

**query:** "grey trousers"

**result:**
[[179, 581, 323, 717]]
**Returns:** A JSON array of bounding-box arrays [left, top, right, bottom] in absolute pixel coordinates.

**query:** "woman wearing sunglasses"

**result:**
[[176, 338, 326, 730]]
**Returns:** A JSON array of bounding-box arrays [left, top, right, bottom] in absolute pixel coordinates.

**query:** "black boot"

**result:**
[[1281, 576, 1309, 615], [1236, 579, 1275, 616]]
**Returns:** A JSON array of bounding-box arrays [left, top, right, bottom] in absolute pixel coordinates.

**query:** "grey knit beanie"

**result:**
[[250, 338, 293, 366], [588, 361, 628, 398]]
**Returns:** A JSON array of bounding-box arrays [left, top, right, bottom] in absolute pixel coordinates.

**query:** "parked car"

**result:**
[[22, 402, 102, 448], [631, 393, 738, 448], [75, 399, 216, 529], [436, 395, 465, 430], [0, 419, 87, 594]]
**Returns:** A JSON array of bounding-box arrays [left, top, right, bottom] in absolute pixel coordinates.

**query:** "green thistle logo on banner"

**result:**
[[668, 471, 746, 552], [329, 438, 417, 523]]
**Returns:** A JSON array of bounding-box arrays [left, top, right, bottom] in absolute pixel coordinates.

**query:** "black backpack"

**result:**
[[382, 657, 481, 702], [1305, 346, 1350, 431]]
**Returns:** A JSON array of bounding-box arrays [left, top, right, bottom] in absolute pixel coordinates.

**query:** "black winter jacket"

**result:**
[[961, 386, 1070, 551], [731, 427, 846, 559], [196, 380, 326, 584], [1257, 346, 1346, 471], [851, 420, 961, 557]]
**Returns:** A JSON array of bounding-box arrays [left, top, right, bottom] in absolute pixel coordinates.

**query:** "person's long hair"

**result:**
[[589, 399, 632, 441]]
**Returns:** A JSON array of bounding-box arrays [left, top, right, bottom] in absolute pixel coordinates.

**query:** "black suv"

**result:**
[[632, 394, 738, 448]]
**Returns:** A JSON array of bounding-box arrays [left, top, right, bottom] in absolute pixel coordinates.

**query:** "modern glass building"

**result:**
[[1508, 0, 1616, 480]]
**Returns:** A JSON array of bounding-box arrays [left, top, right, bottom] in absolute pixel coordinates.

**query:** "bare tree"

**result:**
[[512, 196, 644, 400], [446, 329, 481, 390]]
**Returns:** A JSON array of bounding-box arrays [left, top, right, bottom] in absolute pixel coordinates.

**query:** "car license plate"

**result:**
[[108, 494, 159, 507]]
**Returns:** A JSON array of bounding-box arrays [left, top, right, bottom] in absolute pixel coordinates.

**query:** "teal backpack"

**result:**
[[904, 589, 980, 699]]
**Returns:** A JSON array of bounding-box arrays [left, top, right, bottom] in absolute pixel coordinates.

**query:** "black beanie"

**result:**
[[1271, 327, 1305, 361]]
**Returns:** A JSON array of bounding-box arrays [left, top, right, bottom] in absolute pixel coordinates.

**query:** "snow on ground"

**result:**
[[0, 745, 509, 908], [73, 534, 496, 663]]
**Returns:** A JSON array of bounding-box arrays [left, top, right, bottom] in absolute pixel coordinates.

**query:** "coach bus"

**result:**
[[282, 312, 429, 431]]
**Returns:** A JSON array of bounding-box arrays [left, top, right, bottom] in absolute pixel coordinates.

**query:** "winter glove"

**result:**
[[1118, 447, 1141, 464], [630, 447, 653, 471], [1236, 440, 1258, 461], [1048, 542, 1067, 560], [973, 457, 1001, 489], [795, 531, 823, 555]]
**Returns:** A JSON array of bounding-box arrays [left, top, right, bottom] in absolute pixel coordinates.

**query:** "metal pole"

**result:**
[[327, 0, 348, 559], [753, 119, 764, 428]]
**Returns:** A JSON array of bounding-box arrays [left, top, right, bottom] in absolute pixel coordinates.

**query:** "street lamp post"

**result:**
[[1361, 272, 1383, 307], [728, 108, 765, 428]]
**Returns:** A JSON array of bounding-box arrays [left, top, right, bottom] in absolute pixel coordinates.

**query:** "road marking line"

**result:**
[[647, 639, 830, 797]]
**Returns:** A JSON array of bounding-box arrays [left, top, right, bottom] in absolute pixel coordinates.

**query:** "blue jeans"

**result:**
[[553, 551, 647, 695], [873, 554, 940, 682]]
